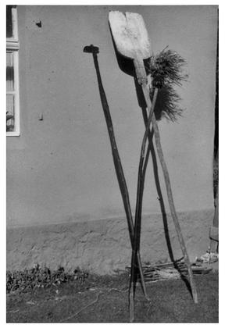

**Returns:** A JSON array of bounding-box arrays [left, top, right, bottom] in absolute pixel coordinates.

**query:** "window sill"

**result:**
[[6, 131, 20, 137]]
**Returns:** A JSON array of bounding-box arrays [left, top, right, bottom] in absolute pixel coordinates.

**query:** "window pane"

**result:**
[[6, 94, 15, 132], [6, 52, 14, 92], [6, 5, 19, 136], [6, 6, 13, 38]]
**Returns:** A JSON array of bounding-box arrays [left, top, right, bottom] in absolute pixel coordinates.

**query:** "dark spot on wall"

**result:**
[[35, 21, 42, 28]]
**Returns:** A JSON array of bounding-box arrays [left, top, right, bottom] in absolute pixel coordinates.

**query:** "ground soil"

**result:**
[[6, 272, 218, 323]]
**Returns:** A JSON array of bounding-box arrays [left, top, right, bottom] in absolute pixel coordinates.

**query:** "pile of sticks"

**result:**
[[126, 259, 212, 283]]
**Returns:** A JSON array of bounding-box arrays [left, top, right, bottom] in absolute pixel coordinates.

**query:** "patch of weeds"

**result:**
[[6, 264, 89, 294]]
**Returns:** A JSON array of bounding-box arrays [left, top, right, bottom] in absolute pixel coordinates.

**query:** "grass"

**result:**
[[6, 271, 218, 323]]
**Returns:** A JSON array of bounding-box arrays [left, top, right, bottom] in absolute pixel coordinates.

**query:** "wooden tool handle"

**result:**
[[133, 58, 148, 85]]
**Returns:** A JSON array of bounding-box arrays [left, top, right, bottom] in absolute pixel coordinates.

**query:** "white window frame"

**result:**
[[6, 6, 20, 137]]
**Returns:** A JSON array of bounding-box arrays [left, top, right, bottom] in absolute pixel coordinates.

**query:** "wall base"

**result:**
[[7, 209, 214, 274]]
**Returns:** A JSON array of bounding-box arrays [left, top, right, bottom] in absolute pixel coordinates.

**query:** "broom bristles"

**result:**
[[147, 47, 188, 122]]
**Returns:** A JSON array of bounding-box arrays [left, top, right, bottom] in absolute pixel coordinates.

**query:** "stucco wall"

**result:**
[[7, 209, 214, 274], [7, 6, 217, 272]]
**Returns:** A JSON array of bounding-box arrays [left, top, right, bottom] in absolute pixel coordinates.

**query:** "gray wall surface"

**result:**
[[7, 6, 217, 272]]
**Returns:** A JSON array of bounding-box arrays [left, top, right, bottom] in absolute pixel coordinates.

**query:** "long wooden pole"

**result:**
[[83, 45, 149, 301], [150, 113, 198, 303], [139, 82, 198, 304], [129, 87, 158, 322]]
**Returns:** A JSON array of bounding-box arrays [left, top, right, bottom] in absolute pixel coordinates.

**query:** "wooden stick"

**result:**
[[139, 83, 198, 303], [83, 45, 148, 300], [150, 113, 198, 303], [129, 87, 158, 322]]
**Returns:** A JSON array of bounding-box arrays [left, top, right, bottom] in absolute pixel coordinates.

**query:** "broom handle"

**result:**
[[140, 79, 198, 303], [134, 52, 198, 303], [150, 113, 198, 303]]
